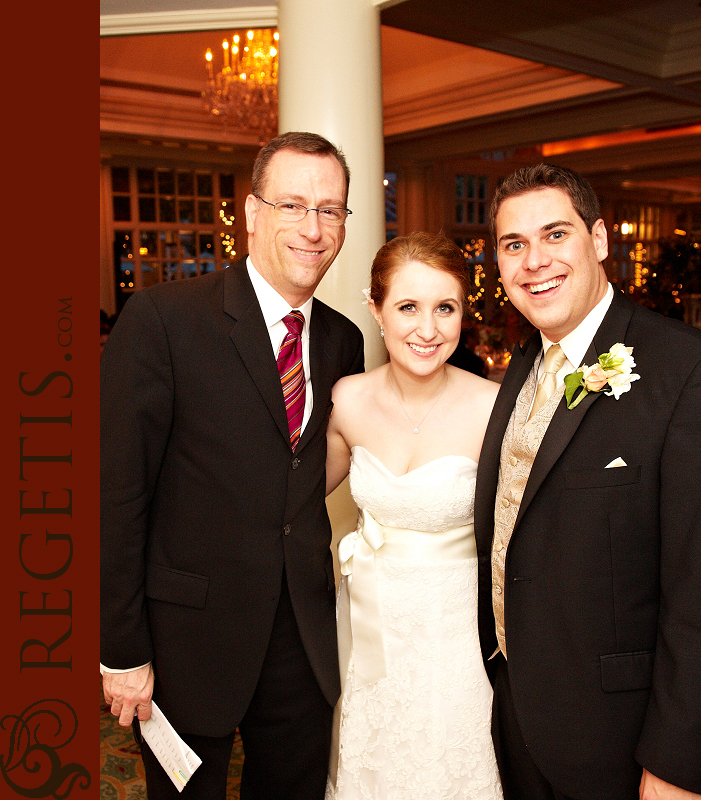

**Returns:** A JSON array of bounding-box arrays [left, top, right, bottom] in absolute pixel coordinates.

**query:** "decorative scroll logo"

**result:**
[[0, 700, 90, 797]]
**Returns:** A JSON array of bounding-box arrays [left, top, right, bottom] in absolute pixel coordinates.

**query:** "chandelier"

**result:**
[[203, 29, 279, 140]]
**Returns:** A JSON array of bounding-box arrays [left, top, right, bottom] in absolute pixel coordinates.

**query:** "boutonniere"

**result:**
[[564, 343, 640, 409]]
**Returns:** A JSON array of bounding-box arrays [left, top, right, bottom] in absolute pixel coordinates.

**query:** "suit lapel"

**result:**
[[223, 262, 291, 445], [513, 289, 635, 531]]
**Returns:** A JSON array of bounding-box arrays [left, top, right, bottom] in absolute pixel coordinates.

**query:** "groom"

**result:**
[[475, 164, 701, 799]]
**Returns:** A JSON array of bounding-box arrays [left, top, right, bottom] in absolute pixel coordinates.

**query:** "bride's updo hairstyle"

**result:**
[[369, 231, 471, 311]]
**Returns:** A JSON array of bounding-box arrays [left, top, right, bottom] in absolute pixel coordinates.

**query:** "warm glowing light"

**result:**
[[204, 29, 278, 136], [674, 229, 687, 236], [621, 222, 632, 235], [139, 247, 148, 255], [542, 124, 701, 157]]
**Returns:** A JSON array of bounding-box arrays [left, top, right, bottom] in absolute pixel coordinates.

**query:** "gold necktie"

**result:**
[[528, 344, 567, 420]]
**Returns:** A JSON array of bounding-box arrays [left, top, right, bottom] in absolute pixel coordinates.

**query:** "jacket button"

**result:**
[[291, 458, 300, 469], [283, 524, 291, 536]]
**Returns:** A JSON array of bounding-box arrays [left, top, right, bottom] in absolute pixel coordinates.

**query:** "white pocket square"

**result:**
[[605, 457, 627, 468]]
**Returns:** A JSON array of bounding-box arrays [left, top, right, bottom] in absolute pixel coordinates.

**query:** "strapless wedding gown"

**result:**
[[326, 446, 502, 799]]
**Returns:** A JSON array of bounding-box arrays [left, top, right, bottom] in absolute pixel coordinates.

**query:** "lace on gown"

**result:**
[[326, 447, 503, 800]]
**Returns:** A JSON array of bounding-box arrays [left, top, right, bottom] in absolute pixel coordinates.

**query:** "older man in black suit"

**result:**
[[100, 132, 364, 799], [475, 164, 701, 799]]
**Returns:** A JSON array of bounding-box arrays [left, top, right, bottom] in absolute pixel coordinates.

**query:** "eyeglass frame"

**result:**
[[254, 194, 352, 226]]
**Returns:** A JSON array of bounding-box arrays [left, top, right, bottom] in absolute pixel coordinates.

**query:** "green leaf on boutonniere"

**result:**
[[564, 369, 588, 409]]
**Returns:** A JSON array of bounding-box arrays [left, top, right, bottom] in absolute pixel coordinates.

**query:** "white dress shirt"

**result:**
[[246, 257, 314, 431], [536, 282, 615, 389]]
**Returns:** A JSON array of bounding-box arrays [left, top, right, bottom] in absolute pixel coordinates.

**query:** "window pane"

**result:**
[[182, 261, 198, 279], [478, 203, 486, 225], [137, 168, 155, 195], [178, 199, 195, 224], [157, 169, 175, 195], [139, 197, 156, 222], [114, 232, 133, 290], [384, 172, 397, 223], [197, 173, 213, 197], [111, 166, 130, 194], [164, 262, 178, 281], [180, 232, 196, 259], [162, 231, 178, 260], [142, 262, 159, 288], [199, 233, 215, 258], [159, 197, 176, 223], [140, 231, 158, 257], [220, 173, 234, 198], [467, 175, 475, 199], [456, 203, 464, 225], [113, 196, 131, 222], [201, 260, 216, 274], [221, 232, 236, 259], [478, 177, 487, 200], [178, 171, 194, 196], [467, 201, 475, 223], [456, 175, 464, 199], [198, 200, 214, 224]]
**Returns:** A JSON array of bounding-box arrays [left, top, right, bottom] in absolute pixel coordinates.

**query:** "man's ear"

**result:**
[[592, 218, 609, 263], [245, 194, 259, 235]]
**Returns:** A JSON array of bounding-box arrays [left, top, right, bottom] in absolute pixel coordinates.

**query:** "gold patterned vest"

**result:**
[[492, 357, 565, 658]]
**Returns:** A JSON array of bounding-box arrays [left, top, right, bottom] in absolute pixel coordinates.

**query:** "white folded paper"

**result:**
[[140, 700, 202, 792]]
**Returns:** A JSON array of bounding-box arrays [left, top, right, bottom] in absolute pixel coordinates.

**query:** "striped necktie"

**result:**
[[277, 310, 306, 450]]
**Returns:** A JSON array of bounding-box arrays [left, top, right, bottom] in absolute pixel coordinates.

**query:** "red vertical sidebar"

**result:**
[[2, 1, 98, 797]]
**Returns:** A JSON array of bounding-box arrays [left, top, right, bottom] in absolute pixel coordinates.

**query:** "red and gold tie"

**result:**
[[277, 310, 306, 450]]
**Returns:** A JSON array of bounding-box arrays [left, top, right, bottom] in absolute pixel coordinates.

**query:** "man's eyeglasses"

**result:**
[[254, 195, 352, 227]]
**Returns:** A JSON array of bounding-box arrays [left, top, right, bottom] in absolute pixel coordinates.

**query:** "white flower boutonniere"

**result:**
[[564, 343, 640, 409]]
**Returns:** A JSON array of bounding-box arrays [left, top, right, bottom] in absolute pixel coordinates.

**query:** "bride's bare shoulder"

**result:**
[[448, 365, 500, 408], [332, 364, 387, 404]]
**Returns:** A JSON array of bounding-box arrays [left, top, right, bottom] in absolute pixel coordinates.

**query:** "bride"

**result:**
[[325, 231, 503, 799]]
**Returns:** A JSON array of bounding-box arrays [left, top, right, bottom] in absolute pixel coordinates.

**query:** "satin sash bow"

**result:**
[[337, 508, 476, 691]]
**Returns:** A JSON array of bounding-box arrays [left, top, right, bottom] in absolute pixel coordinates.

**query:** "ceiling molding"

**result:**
[[384, 69, 618, 137], [100, 6, 278, 37]]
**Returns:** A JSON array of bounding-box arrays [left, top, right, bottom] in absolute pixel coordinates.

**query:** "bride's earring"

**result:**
[[380, 326, 384, 338]]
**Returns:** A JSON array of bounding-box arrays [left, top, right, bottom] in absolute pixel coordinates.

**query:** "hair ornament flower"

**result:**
[[361, 287, 371, 305], [564, 343, 640, 409]]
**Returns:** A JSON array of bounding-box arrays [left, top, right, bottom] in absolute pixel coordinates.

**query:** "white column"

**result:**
[[277, 0, 386, 567], [277, 0, 385, 370]]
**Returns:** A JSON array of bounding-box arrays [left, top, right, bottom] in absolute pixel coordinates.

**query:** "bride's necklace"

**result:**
[[388, 369, 449, 434]]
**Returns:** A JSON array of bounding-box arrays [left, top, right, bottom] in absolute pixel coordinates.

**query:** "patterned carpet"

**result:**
[[100, 682, 243, 798]]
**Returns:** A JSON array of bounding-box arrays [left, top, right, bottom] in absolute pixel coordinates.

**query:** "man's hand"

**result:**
[[640, 769, 701, 799], [102, 664, 154, 727]]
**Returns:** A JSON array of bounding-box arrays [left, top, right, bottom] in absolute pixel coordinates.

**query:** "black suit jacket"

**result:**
[[100, 259, 364, 737], [475, 290, 701, 797]]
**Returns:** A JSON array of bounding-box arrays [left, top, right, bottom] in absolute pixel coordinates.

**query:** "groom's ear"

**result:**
[[592, 218, 608, 263]]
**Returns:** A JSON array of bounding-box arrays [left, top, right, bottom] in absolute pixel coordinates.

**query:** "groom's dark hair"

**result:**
[[489, 163, 602, 244]]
